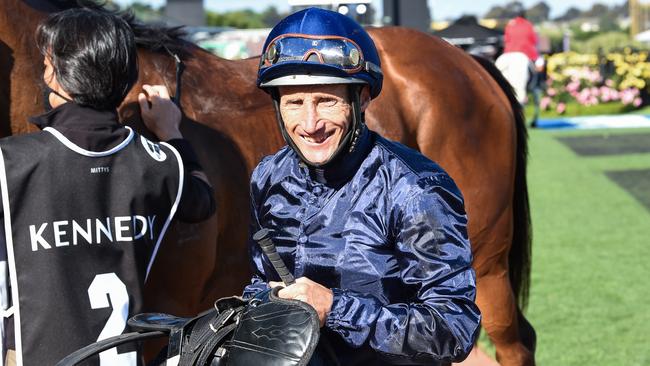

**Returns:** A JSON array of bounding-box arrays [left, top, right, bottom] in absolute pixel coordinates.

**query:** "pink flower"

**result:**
[[634, 97, 642, 107], [621, 89, 636, 105], [576, 94, 588, 105], [540, 96, 552, 110], [557, 102, 566, 114], [601, 93, 611, 102], [567, 81, 580, 93], [576, 89, 592, 105], [547, 88, 557, 97], [605, 79, 614, 87], [589, 71, 602, 83]]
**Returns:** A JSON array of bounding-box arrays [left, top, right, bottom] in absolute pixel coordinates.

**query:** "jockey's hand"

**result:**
[[270, 277, 333, 327], [138, 84, 183, 141]]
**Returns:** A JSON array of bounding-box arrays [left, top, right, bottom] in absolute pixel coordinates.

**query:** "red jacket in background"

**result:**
[[504, 16, 538, 61]]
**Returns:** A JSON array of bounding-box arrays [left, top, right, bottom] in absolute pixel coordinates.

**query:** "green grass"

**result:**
[[479, 127, 650, 365], [632, 105, 650, 115]]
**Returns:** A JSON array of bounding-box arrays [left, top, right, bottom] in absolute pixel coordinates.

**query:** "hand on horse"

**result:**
[[269, 277, 333, 327], [138, 84, 183, 141]]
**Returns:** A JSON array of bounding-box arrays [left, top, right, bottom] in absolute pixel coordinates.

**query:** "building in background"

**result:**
[[288, 0, 375, 25], [382, 0, 430, 33], [165, 0, 205, 26]]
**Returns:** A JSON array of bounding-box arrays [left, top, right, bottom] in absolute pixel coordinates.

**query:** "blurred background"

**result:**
[[104, 0, 650, 119], [105, 1, 650, 365]]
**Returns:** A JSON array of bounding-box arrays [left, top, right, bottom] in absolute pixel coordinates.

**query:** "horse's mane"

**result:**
[[47, 0, 189, 58]]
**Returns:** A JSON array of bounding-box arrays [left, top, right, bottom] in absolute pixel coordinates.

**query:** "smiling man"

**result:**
[[278, 84, 361, 164], [243, 7, 481, 365]]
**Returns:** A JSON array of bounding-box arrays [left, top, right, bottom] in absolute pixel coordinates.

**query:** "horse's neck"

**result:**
[[0, 0, 47, 54], [0, 0, 55, 136]]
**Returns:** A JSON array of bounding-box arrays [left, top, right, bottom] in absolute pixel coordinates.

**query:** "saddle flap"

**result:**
[[223, 287, 320, 366], [127, 312, 191, 333]]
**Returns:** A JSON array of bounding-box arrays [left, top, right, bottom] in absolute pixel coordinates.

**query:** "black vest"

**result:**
[[0, 127, 183, 365]]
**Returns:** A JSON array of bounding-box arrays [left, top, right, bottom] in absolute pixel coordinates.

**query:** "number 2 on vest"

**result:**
[[87, 273, 137, 365]]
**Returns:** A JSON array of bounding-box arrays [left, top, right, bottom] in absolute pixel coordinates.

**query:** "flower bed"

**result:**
[[543, 50, 649, 115]]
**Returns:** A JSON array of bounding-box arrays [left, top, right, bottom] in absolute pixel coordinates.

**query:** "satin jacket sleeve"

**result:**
[[324, 174, 481, 364]]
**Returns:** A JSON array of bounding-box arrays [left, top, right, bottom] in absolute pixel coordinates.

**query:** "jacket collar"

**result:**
[[30, 102, 119, 130], [29, 102, 128, 152]]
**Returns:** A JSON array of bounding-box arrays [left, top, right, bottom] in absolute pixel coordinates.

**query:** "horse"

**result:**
[[0, 1, 534, 365]]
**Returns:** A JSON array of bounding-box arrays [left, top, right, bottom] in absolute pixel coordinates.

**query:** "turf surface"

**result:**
[[606, 169, 650, 212], [556, 133, 650, 156], [478, 127, 650, 366]]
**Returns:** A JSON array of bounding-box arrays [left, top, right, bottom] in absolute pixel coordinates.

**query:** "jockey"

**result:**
[[243, 7, 480, 365], [0, 8, 214, 366]]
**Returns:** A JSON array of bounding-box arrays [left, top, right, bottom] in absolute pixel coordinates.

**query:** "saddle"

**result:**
[[56, 287, 320, 366]]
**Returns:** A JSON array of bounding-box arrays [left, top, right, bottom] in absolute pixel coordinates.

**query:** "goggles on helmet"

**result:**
[[260, 34, 370, 73]]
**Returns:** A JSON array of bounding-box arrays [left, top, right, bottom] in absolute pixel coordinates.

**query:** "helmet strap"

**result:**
[[271, 85, 365, 169]]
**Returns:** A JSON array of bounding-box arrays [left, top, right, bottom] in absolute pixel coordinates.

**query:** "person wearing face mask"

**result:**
[[0, 8, 214, 366], [242, 8, 480, 366]]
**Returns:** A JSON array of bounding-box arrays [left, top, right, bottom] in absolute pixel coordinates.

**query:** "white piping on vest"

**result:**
[[43, 126, 134, 157], [145, 142, 184, 282], [0, 147, 23, 366]]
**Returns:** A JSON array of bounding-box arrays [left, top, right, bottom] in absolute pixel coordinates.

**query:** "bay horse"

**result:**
[[0, 1, 534, 365]]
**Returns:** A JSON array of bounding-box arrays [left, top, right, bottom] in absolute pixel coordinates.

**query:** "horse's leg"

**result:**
[[476, 273, 533, 366], [473, 216, 534, 366]]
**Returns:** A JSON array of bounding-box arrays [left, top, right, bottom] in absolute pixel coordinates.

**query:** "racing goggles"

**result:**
[[261, 34, 370, 73]]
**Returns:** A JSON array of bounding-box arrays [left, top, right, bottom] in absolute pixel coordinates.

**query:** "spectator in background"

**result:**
[[504, 10, 539, 63], [496, 9, 543, 127]]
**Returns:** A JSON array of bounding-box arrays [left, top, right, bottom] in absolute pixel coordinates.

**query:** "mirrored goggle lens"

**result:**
[[263, 37, 363, 69]]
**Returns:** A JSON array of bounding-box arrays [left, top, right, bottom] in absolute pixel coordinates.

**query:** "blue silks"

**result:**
[[243, 127, 480, 365]]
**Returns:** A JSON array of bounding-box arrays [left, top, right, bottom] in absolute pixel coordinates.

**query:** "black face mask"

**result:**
[[42, 85, 72, 112]]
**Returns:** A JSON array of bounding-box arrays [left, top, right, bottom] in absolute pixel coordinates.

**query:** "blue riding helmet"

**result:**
[[257, 7, 383, 99]]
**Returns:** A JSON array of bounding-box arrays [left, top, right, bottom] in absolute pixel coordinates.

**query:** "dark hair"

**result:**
[[36, 8, 138, 110]]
